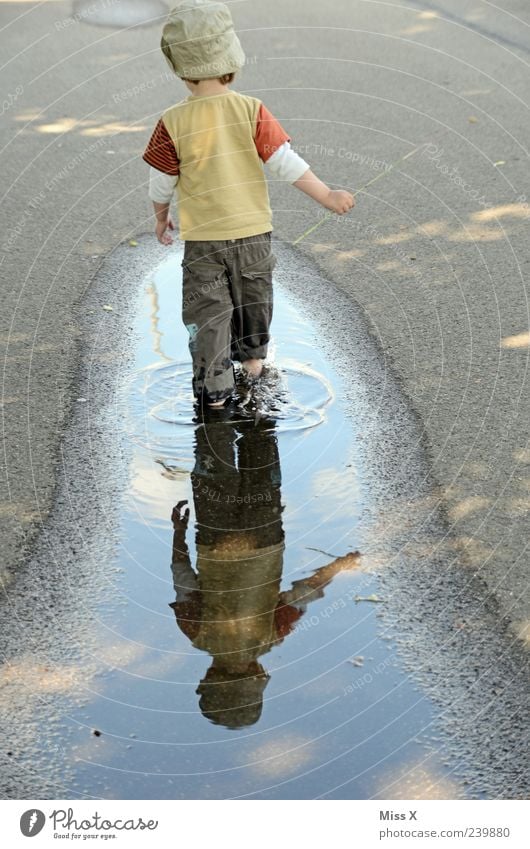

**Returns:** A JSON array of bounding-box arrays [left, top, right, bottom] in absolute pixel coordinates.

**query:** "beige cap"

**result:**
[[161, 0, 245, 80]]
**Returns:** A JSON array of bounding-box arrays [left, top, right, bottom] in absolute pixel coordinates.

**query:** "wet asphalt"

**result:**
[[0, 0, 529, 797]]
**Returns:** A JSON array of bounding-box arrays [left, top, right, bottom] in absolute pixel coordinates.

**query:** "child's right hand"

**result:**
[[333, 550, 361, 570], [325, 189, 355, 215], [156, 214, 175, 245]]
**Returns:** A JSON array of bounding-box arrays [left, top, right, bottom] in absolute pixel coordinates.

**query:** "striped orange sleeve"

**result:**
[[142, 118, 180, 176], [254, 103, 291, 162]]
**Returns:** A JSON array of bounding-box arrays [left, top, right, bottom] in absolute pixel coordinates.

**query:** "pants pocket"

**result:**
[[240, 252, 277, 281], [181, 259, 229, 322]]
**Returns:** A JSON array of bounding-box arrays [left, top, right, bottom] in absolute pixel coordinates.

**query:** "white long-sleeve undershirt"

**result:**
[[147, 140, 310, 204], [265, 140, 310, 182], [148, 166, 178, 203]]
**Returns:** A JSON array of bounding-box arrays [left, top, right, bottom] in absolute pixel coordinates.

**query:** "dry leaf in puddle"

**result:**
[[354, 594, 384, 604]]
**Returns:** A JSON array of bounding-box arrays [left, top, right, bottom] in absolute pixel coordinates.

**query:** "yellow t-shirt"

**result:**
[[143, 90, 291, 241], [191, 541, 285, 663]]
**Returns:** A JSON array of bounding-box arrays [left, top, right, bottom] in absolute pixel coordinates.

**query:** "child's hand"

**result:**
[[156, 214, 175, 245], [172, 500, 189, 530], [333, 550, 361, 570], [325, 190, 355, 215]]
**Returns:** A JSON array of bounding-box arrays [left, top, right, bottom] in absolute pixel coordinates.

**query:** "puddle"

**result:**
[[74, 251, 455, 799], [1, 243, 527, 800], [73, 0, 168, 28]]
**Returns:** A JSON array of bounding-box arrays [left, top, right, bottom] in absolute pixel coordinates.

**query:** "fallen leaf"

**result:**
[[493, 160, 506, 167], [102, 305, 113, 311], [129, 239, 138, 247], [353, 594, 384, 604], [468, 115, 478, 123]]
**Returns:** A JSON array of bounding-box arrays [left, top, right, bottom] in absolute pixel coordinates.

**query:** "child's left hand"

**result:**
[[156, 214, 175, 245]]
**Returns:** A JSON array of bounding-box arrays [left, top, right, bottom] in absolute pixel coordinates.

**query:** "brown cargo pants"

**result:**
[[181, 231, 277, 404]]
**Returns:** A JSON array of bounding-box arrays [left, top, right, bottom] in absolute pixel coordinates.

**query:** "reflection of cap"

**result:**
[[197, 662, 270, 728], [161, 0, 246, 79]]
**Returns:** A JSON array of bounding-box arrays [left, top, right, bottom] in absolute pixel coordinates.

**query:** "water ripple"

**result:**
[[120, 359, 334, 458]]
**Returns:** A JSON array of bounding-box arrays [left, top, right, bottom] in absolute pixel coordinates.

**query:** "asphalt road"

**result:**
[[1, 0, 529, 642]]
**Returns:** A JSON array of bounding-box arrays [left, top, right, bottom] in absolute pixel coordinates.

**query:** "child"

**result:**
[[142, 0, 355, 407]]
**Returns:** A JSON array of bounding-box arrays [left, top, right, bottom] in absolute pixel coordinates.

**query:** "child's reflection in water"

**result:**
[[170, 410, 360, 729]]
